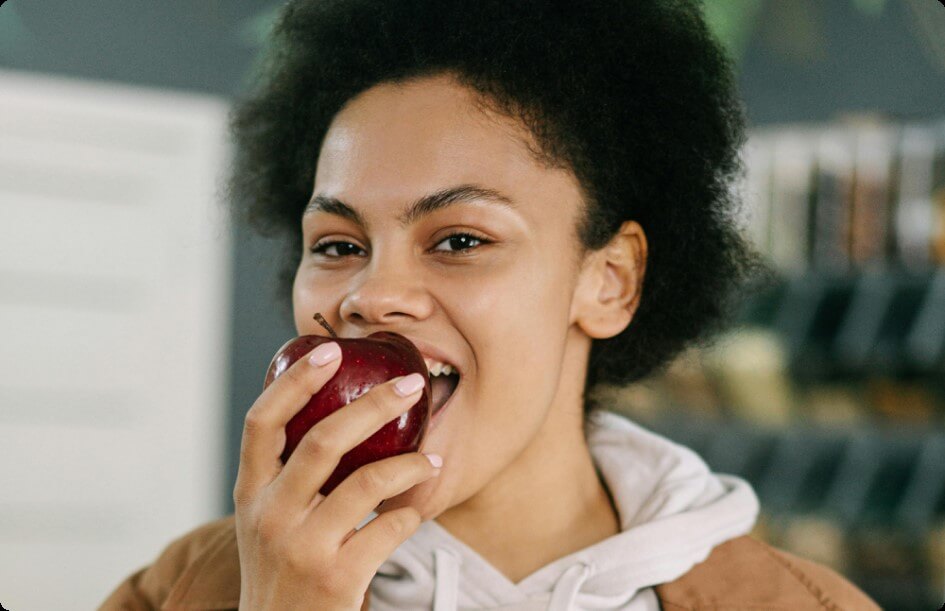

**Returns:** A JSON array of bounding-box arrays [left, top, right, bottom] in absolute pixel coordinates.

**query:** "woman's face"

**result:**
[[293, 73, 596, 518]]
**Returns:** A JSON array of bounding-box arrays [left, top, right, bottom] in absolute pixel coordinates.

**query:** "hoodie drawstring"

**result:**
[[548, 561, 594, 611], [433, 547, 461, 611]]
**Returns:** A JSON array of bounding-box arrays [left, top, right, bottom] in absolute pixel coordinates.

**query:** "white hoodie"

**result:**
[[365, 410, 759, 611]]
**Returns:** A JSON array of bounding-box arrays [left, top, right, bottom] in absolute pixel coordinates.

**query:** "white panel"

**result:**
[[0, 192, 160, 280], [2, 540, 166, 611], [0, 68, 232, 611], [0, 426, 155, 506], [0, 304, 152, 392]]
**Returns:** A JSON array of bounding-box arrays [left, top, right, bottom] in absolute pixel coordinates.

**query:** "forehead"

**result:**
[[313, 74, 579, 219]]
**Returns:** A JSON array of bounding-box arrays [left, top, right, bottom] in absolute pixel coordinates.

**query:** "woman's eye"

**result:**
[[311, 233, 489, 259], [432, 232, 490, 254], [310, 240, 365, 257]]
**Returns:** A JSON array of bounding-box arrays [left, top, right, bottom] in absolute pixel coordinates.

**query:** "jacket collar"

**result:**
[[163, 516, 241, 610], [159, 514, 727, 610], [161, 520, 826, 610]]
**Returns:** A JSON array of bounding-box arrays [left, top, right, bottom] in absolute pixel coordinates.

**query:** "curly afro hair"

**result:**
[[225, 0, 766, 410]]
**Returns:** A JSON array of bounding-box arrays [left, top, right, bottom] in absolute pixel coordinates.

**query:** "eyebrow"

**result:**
[[303, 184, 516, 229]]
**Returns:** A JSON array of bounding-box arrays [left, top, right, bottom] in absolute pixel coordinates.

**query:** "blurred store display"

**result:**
[[747, 116, 945, 273], [597, 115, 945, 611]]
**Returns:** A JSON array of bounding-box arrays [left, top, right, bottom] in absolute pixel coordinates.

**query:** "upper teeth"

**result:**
[[424, 357, 455, 377]]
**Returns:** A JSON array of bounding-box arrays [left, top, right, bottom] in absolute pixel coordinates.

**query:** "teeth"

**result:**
[[424, 357, 457, 377]]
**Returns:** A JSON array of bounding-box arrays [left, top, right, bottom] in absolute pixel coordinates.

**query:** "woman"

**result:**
[[102, 0, 879, 609]]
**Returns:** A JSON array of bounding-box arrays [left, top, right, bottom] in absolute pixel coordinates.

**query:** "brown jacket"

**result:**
[[100, 515, 881, 610]]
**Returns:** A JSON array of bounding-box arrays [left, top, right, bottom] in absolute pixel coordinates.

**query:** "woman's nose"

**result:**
[[338, 263, 434, 326]]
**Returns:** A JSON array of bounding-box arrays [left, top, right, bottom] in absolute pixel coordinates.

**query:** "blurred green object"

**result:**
[[701, 0, 891, 66], [850, 0, 889, 17], [0, 3, 40, 61], [702, 0, 766, 65], [237, 3, 282, 47], [235, 3, 283, 91]]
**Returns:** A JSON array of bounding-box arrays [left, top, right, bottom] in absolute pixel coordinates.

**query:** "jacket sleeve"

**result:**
[[655, 535, 881, 610], [98, 516, 236, 611], [767, 545, 881, 611]]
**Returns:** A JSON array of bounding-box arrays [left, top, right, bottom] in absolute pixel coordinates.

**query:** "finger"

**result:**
[[308, 451, 440, 545], [341, 506, 424, 570], [233, 341, 343, 505], [270, 372, 428, 509]]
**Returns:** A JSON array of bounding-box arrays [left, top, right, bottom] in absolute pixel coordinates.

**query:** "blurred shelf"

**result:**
[[639, 410, 945, 611], [621, 112, 945, 610], [647, 412, 945, 529], [738, 266, 945, 381]]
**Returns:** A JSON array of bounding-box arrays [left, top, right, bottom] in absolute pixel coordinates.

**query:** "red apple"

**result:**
[[264, 313, 432, 495]]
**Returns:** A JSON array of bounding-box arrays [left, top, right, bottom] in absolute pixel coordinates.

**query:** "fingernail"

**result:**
[[425, 453, 443, 468], [309, 342, 341, 366], [394, 372, 425, 397]]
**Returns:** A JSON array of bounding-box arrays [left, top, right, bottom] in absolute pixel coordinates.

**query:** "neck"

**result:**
[[434, 348, 620, 583]]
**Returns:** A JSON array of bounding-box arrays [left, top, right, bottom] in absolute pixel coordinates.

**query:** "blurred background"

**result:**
[[1, 1, 944, 609]]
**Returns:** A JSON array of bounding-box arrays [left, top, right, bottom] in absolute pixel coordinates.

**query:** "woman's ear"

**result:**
[[571, 220, 647, 340]]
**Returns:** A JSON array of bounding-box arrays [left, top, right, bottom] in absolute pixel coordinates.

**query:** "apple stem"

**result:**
[[313, 313, 338, 338]]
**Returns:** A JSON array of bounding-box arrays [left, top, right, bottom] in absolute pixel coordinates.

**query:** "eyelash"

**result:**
[[309, 232, 492, 258]]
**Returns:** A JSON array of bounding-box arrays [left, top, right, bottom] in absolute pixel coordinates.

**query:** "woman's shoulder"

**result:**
[[100, 515, 239, 610], [655, 535, 881, 610], [156, 514, 237, 566]]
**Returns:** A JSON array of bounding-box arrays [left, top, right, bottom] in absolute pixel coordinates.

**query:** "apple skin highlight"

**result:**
[[264, 316, 432, 496]]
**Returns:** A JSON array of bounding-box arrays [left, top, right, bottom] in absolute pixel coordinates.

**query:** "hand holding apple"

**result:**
[[232, 321, 442, 610], [264, 313, 433, 495]]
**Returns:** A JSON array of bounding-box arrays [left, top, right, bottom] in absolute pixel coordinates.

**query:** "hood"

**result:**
[[368, 410, 759, 611]]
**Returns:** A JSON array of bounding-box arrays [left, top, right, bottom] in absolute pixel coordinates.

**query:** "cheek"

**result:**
[[291, 270, 303, 324], [459, 262, 568, 408], [292, 270, 307, 335], [291, 267, 312, 332], [292, 267, 340, 332]]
